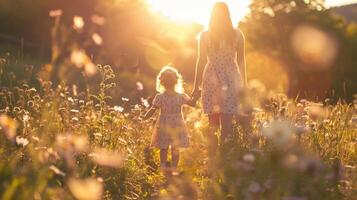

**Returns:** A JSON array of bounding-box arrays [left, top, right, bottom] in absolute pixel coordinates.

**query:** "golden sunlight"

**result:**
[[146, 0, 251, 26]]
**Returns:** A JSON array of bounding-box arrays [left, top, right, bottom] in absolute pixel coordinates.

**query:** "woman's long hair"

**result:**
[[208, 2, 235, 50]]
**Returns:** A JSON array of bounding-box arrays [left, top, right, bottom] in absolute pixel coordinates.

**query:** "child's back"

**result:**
[[152, 91, 190, 148]]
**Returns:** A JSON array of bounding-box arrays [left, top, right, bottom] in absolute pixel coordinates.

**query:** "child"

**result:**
[[144, 66, 199, 173]]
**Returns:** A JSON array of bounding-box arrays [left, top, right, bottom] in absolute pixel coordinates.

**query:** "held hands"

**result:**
[[191, 88, 201, 101]]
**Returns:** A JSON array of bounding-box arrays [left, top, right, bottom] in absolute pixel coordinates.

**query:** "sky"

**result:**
[[325, 0, 357, 7], [147, 0, 357, 26]]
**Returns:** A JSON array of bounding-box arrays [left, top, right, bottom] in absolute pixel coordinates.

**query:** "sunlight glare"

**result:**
[[146, 0, 251, 26]]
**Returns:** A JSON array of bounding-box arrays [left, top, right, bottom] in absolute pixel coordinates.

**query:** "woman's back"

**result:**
[[202, 30, 242, 66]]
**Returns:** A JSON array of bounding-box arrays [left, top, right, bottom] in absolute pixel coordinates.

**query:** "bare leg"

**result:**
[[171, 147, 180, 171], [221, 114, 233, 142], [208, 114, 220, 157], [160, 148, 168, 169]]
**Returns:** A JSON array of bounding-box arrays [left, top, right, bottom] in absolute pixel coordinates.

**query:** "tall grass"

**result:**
[[0, 57, 356, 199]]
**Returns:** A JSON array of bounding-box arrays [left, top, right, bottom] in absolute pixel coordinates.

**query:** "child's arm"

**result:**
[[143, 94, 161, 120], [185, 91, 200, 107], [143, 106, 157, 120]]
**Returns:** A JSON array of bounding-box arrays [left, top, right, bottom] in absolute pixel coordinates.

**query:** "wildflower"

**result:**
[[248, 182, 261, 193], [114, 106, 124, 112], [121, 97, 129, 102], [92, 33, 103, 45], [73, 16, 85, 30], [90, 148, 124, 168], [261, 120, 294, 146], [297, 155, 324, 174], [141, 98, 150, 108], [295, 124, 310, 136], [0, 114, 17, 140], [23, 114, 30, 122], [16, 136, 29, 147], [49, 9, 63, 17], [243, 153, 255, 163], [27, 101, 35, 108], [68, 178, 103, 200], [49, 165, 66, 177], [136, 81, 144, 91], [73, 85, 78, 96], [71, 117, 79, 122]]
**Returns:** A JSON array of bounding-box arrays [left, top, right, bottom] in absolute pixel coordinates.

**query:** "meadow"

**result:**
[[0, 57, 356, 200]]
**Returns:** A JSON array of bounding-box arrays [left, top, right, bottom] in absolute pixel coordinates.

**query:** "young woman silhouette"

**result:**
[[192, 2, 247, 156]]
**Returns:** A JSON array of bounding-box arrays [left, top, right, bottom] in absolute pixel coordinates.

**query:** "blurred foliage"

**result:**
[[240, 0, 357, 101]]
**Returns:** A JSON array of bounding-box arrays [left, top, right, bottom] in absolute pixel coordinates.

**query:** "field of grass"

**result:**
[[0, 58, 356, 200]]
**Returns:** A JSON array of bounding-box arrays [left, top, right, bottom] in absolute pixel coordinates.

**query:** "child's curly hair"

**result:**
[[156, 66, 184, 94]]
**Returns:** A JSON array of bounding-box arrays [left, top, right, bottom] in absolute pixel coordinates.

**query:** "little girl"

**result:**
[[144, 66, 198, 173]]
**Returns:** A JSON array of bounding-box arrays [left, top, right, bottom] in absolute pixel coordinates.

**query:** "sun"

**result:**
[[146, 0, 251, 26]]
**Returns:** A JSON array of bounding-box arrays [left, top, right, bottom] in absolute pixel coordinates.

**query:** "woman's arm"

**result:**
[[237, 29, 248, 87], [193, 33, 207, 95]]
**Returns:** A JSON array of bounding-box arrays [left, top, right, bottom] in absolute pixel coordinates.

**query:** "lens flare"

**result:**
[[291, 24, 339, 71]]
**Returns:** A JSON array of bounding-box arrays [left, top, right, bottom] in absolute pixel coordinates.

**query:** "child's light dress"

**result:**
[[201, 30, 244, 114], [151, 92, 190, 149]]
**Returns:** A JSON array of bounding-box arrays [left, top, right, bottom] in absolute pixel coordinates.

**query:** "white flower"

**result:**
[[121, 97, 129, 102], [141, 98, 150, 108], [114, 106, 124, 112], [136, 81, 144, 91], [16, 136, 29, 147], [261, 120, 294, 146]]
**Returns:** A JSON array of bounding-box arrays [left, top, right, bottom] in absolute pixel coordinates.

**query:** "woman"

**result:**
[[192, 2, 247, 156]]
